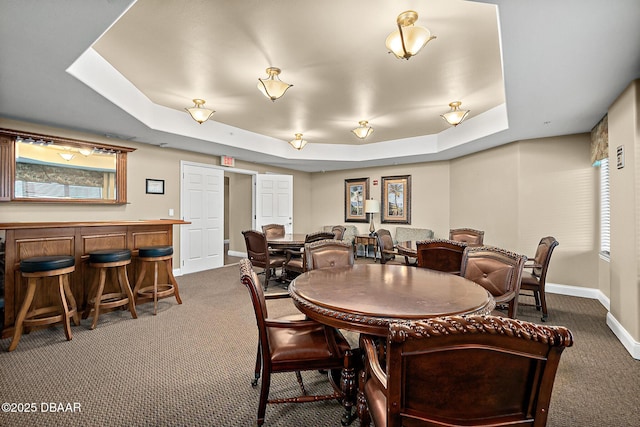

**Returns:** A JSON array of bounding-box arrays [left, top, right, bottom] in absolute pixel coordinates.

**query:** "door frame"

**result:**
[[180, 162, 258, 265]]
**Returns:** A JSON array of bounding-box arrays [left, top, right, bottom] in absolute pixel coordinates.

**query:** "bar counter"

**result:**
[[0, 219, 188, 339]]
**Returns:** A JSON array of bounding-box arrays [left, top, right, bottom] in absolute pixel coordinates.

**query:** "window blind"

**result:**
[[600, 158, 610, 256]]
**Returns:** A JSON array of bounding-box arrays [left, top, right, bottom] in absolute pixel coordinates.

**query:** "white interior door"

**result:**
[[181, 162, 224, 274], [254, 174, 293, 233]]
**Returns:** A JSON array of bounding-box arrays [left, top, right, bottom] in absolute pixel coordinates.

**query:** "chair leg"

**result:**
[[356, 370, 371, 427], [133, 263, 147, 304], [62, 273, 80, 326], [57, 275, 73, 341], [164, 259, 182, 304], [117, 265, 137, 319], [539, 290, 549, 322], [90, 269, 107, 330], [252, 343, 261, 387], [153, 261, 159, 315], [533, 290, 541, 311], [295, 371, 308, 396], [8, 278, 37, 352], [257, 370, 271, 427]]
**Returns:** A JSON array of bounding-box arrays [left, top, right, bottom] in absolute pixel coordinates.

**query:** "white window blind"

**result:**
[[600, 158, 610, 256]]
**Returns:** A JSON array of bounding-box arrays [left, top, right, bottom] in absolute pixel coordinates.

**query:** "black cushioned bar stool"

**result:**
[[84, 249, 137, 330], [8, 255, 79, 352], [133, 246, 182, 315]]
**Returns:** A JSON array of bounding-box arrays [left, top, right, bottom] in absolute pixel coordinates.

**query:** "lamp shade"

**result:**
[[289, 133, 308, 150], [352, 120, 374, 139], [185, 99, 215, 124], [441, 101, 470, 126], [258, 67, 292, 101], [385, 10, 436, 60], [364, 199, 380, 214]]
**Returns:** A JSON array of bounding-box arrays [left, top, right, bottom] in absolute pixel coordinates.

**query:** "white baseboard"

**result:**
[[606, 313, 640, 359], [547, 282, 639, 360], [228, 250, 246, 258]]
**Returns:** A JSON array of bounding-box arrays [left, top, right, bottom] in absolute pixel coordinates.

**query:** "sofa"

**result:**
[[394, 227, 434, 243], [322, 225, 359, 246]]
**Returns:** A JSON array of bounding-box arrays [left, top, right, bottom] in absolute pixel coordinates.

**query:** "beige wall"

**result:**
[[608, 79, 640, 339], [0, 118, 601, 293], [309, 162, 452, 239]]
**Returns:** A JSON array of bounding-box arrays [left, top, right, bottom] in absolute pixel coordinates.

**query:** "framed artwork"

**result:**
[[344, 178, 369, 222], [381, 175, 411, 224], [145, 178, 165, 195]]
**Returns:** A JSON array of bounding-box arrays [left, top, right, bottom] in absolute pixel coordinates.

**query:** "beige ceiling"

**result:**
[[92, 0, 505, 147]]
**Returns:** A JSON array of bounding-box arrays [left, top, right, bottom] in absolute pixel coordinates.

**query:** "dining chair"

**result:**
[[375, 229, 402, 264], [239, 259, 351, 427], [242, 230, 286, 291], [305, 239, 354, 270], [416, 238, 468, 274], [460, 246, 527, 318], [357, 315, 573, 427], [519, 236, 559, 321], [283, 231, 336, 277], [261, 223, 285, 239], [449, 228, 485, 246]]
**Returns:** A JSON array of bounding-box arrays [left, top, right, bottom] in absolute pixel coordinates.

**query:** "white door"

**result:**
[[181, 162, 224, 274], [254, 174, 293, 233]]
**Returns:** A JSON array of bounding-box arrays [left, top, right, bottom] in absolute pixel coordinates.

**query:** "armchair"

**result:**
[[449, 227, 485, 246], [358, 315, 573, 427], [239, 259, 350, 426], [460, 246, 527, 318], [519, 236, 559, 321], [416, 238, 468, 274], [242, 230, 286, 291]]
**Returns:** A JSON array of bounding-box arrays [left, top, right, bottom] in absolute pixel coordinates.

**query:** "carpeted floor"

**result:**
[[0, 260, 639, 426]]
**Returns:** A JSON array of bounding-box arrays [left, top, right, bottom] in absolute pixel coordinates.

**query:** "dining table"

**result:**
[[289, 263, 495, 424], [266, 233, 308, 250]]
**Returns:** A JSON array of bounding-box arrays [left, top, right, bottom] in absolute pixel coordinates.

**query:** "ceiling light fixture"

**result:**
[[78, 148, 93, 156], [185, 99, 215, 124], [351, 120, 374, 140], [441, 101, 470, 127], [258, 67, 292, 101], [289, 133, 308, 150], [385, 10, 436, 60], [59, 153, 75, 161]]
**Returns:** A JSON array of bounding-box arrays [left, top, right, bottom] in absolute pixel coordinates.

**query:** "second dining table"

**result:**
[[289, 263, 495, 424]]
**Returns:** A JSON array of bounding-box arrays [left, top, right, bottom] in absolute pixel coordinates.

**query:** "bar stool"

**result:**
[[84, 249, 137, 330], [8, 255, 79, 352], [133, 246, 182, 315]]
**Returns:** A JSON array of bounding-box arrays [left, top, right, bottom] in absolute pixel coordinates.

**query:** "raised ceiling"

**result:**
[[1, 1, 640, 172]]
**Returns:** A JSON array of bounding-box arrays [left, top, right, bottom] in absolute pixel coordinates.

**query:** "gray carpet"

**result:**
[[0, 261, 639, 426]]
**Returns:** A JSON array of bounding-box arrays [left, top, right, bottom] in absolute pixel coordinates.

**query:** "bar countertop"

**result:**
[[0, 219, 189, 230]]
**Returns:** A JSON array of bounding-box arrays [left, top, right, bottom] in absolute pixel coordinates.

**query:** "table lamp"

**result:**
[[364, 199, 381, 236]]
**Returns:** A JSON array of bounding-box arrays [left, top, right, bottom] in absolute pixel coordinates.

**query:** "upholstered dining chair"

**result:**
[[283, 231, 336, 278], [375, 229, 402, 265], [261, 223, 285, 239], [449, 228, 485, 246], [305, 239, 354, 270], [416, 239, 468, 274], [460, 246, 527, 318], [242, 230, 286, 291], [239, 259, 351, 427], [357, 315, 573, 427], [519, 236, 559, 321]]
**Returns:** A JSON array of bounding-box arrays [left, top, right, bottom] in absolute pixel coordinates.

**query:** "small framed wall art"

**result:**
[[146, 179, 165, 195], [381, 175, 411, 224], [344, 178, 369, 222]]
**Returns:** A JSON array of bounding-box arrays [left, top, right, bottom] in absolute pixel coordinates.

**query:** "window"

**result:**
[[599, 158, 610, 257]]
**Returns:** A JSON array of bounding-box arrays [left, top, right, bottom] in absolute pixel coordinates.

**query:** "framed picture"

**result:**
[[145, 178, 165, 195], [344, 178, 369, 222], [381, 175, 411, 224]]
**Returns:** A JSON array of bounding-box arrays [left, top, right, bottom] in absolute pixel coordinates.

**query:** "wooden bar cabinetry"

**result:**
[[0, 220, 187, 339]]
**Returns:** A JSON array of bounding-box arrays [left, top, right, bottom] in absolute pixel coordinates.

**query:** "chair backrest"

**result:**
[[531, 236, 559, 280], [449, 228, 485, 245], [262, 223, 285, 239], [331, 225, 346, 240], [305, 239, 354, 270], [242, 230, 270, 270], [378, 315, 573, 427], [416, 239, 468, 274], [375, 229, 396, 263], [460, 246, 527, 318], [305, 231, 336, 243]]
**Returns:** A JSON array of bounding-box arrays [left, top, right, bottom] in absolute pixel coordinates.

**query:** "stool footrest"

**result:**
[[90, 292, 131, 310], [23, 306, 77, 328], [137, 285, 174, 299]]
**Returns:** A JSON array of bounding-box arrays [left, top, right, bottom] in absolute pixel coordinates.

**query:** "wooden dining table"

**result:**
[[289, 263, 495, 424], [266, 233, 308, 250]]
